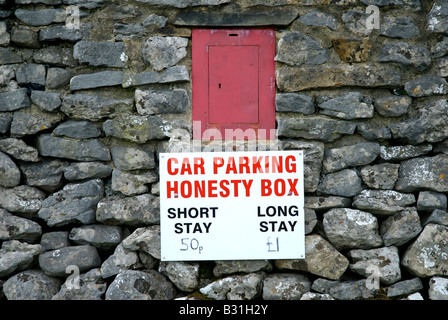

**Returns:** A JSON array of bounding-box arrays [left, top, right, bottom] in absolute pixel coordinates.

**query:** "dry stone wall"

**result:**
[[1, 0, 448, 301]]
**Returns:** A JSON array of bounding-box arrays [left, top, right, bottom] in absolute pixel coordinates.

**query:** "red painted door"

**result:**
[[192, 29, 276, 140]]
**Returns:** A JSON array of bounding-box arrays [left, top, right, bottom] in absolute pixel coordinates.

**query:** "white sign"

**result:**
[[159, 151, 305, 261]]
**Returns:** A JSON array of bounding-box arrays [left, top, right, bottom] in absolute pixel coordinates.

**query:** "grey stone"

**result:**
[[36, 134, 110, 162], [427, 1, 448, 34], [0, 21, 9, 47], [142, 14, 168, 28], [0, 65, 15, 86], [379, 144, 432, 161], [34, 46, 78, 68], [3, 270, 61, 300], [53, 120, 101, 139], [16, 0, 61, 4], [435, 56, 448, 77], [20, 159, 68, 192], [262, 273, 311, 300], [387, 278, 423, 298], [429, 277, 448, 300], [298, 10, 338, 30], [62, 0, 105, 9], [359, 0, 421, 10], [113, 23, 144, 41], [305, 208, 317, 234], [122, 66, 190, 88], [0, 88, 30, 112], [105, 270, 176, 300], [96, 194, 160, 227], [39, 23, 93, 42], [0, 151, 20, 187], [0, 208, 42, 242], [0, 47, 22, 65], [10, 27, 40, 48], [275, 234, 349, 280], [0, 240, 43, 277], [379, 42, 431, 71], [111, 169, 158, 196], [353, 189, 416, 216], [135, 89, 189, 115], [360, 163, 400, 189], [213, 260, 272, 277], [200, 272, 264, 300], [142, 36, 188, 71], [63, 162, 112, 181], [348, 246, 401, 285], [319, 92, 374, 120], [38, 245, 101, 277], [277, 116, 356, 142], [402, 224, 448, 277], [390, 99, 448, 144], [380, 208, 422, 247], [10, 105, 65, 137], [74, 40, 127, 68], [404, 76, 448, 97], [100, 243, 141, 279], [61, 93, 133, 121], [70, 71, 124, 91], [111, 145, 155, 171], [15, 8, 66, 26], [422, 209, 448, 227], [318, 169, 363, 197], [103, 114, 171, 143], [0, 115, 12, 134], [0, 138, 39, 162], [121, 225, 160, 259], [275, 31, 329, 67], [275, 93, 314, 114], [40, 232, 69, 251], [323, 208, 383, 250], [342, 10, 373, 36], [395, 154, 448, 192], [300, 292, 335, 300], [311, 278, 378, 300], [52, 268, 107, 300], [305, 196, 352, 212], [356, 121, 392, 141], [323, 142, 380, 173], [174, 8, 298, 26], [374, 95, 412, 117], [159, 261, 199, 292], [431, 37, 448, 58], [46, 68, 72, 89], [282, 140, 324, 193], [0, 185, 46, 215], [30, 91, 61, 112], [69, 225, 122, 251], [380, 16, 420, 38], [417, 191, 447, 212], [135, 0, 229, 7], [38, 179, 104, 227], [16, 64, 46, 86], [277, 64, 402, 92]]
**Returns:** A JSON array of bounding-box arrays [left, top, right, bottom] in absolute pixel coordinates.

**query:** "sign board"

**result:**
[[159, 151, 305, 261]]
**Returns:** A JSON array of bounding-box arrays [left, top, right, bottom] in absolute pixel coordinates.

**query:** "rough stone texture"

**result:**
[[52, 268, 107, 300], [380, 207, 422, 247], [275, 31, 329, 66], [262, 273, 311, 300], [38, 179, 104, 227], [332, 38, 372, 63], [275, 234, 349, 280], [74, 41, 127, 68], [323, 208, 383, 250], [105, 270, 176, 300], [0, 89, 30, 112], [0, 151, 21, 187], [318, 92, 374, 120], [0, 185, 46, 216], [199, 272, 264, 300], [275, 93, 314, 114], [36, 134, 111, 162], [353, 190, 415, 216], [317, 169, 363, 197], [379, 42, 431, 71], [322, 142, 380, 173], [159, 261, 199, 292], [135, 89, 189, 115], [38, 245, 101, 277], [0, 240, 43, 277], [276, 64, 402, 91], [142, 36, 187, 71], [402, 224, 448, 277], [19, 159, 68, 192], [0, 209, 42, 242], [3, 270, 61, 300]]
